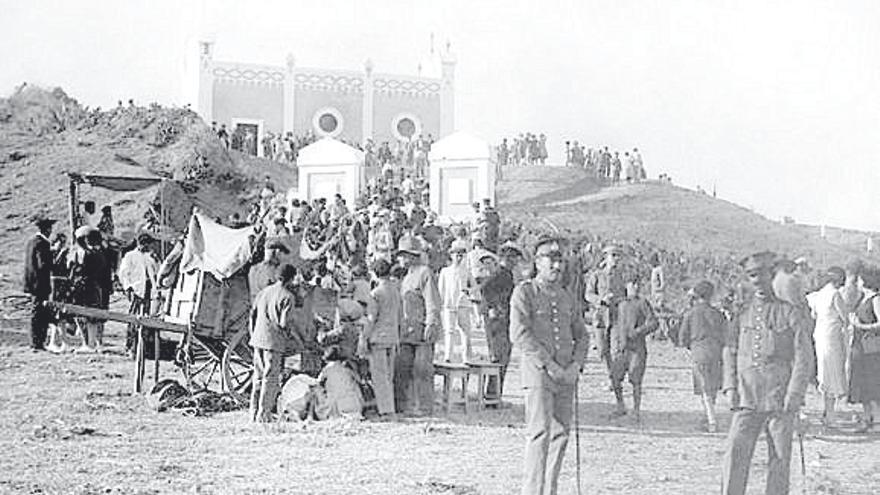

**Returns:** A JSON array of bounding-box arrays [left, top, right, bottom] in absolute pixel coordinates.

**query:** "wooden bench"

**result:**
[[434, 361, 505, 413]]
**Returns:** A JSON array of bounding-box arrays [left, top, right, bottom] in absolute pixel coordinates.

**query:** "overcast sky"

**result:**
[[3, 0, 879, 231]]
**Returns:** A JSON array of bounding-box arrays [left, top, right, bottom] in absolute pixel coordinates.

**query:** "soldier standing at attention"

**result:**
[[511, 236, 588, 495], [721, 252, 814, 495], [585, 246, 626, 377]]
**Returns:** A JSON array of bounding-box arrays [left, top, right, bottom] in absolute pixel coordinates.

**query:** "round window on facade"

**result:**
[[391, 113, 422, 141], [312, 107, 344, 138]]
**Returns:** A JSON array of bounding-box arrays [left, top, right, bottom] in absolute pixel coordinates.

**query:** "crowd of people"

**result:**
[[495, 133, 549, 167], [213, 122, 435, 177], [565, 144, 648, 184], [21, 153, 880, 495]]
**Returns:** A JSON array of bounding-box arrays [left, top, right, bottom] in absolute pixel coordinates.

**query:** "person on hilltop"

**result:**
[[510, 235, 588, 495], [97, 205, 114, 238], [721, 252, 814, 495], [23, 216, 56, 351]]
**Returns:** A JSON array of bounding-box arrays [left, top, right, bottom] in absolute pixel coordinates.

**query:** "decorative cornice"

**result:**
[[294, 72, 364, 93], [212, 66, 284, 85], [373, 78, 441, 98]]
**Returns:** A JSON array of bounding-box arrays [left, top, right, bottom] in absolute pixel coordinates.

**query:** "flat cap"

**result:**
[[740, 251, 776, 272]]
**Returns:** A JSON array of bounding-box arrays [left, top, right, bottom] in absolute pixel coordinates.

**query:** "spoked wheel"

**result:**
[[179, 332, 226, 393], [221, 326, 254, 405]]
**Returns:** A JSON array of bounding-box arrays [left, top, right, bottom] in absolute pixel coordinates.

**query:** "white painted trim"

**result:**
[[231, 118, 266, 158]]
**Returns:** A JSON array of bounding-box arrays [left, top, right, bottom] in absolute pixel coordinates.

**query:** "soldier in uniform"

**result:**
[[395, 235, 441, 415], [585, 246, 627, 377], [511, 236, 589, 495], [721, 252, 814, 495]]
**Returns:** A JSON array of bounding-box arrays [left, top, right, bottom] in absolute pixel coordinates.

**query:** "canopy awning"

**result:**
[[69, 172, 163, 192]]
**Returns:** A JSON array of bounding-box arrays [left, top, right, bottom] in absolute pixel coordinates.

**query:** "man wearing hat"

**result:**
[[721, 252, 814, 495], [585, 245, 627, 377], [677, 280, 727, 432], [395, 234, 441, 415], [511, 235, 588, 495], [248, 240, 290, 302], [23, 216, 56, 350]]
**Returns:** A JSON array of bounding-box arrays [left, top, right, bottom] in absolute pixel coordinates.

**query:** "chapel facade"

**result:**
[[195, 40, 456, 157]]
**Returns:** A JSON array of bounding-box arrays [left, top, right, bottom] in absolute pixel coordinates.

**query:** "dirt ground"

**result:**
[[1, 318, 879, 495]]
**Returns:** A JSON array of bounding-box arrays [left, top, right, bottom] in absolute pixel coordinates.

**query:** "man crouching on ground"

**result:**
[[250, 264, 304, 422], [510, 235, 588, 495]]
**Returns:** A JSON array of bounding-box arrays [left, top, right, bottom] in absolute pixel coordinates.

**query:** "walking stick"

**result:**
[[574, 377, 583, 495], [796, 413, 807, 495]]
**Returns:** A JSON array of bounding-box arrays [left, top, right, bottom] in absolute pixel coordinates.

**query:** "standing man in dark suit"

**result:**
[[23, 216, 56, 351]]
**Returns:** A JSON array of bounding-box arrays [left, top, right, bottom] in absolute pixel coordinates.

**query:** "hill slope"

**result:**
[[498, 165, 878, 266], [0, 84, 295, 299]]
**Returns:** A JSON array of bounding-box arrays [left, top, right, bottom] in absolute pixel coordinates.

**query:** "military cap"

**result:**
[[740, 251, 776, 273], [397, 235, 422, 256], [499, 241, 523, 256], [689, 280, 715, 300], [265, 240, 290, 253], [449, 239, 468, 253], [602, 245, 621, 255], [534, 234, 564, 256], [74, 225, 97, 239]]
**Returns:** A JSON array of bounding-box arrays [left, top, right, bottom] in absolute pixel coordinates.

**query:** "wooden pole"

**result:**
[[135, 325, 145, 393], [68, 175, 78, 239], [154, 329, 161, 383]]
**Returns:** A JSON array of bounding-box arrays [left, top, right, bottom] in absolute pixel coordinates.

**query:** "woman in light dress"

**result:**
[[806, 267, 848, 424]]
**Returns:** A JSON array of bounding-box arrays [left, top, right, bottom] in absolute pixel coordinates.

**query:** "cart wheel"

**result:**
[[180, 333, 225, 393], [222, 326, 254, 405]]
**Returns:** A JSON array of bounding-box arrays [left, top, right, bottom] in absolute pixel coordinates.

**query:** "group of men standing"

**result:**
[[513, 242, 813, 495]]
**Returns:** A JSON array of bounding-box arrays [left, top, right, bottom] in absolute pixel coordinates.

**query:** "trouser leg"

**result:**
[[545, 384, 574, 495], [457, 306, 472, 362], [765, 412, 794, 495], [395, 344, 416, 413], [522, 385, 552, 495], [250, 348, 266, 422], [256, 349, 283, 422], [722, 410, 766, 495], [442, 309, 456, 361], [369, 346, 396, 415], [485, 317, 511, 397], [413, 344, 435, 414], [30, 297, 50, 349]]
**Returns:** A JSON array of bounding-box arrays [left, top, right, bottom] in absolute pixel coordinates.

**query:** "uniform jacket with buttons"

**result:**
[[584, 266, 626, 328], [510, 278, 589, 388], [723, 294, 814, 412]]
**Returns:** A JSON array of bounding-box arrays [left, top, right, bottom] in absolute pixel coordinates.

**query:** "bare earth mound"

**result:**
[[0, 84, 295, 303]]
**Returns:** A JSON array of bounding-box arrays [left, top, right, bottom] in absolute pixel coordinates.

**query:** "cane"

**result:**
[[797, 414, 807, 495], [574, 378, 583, 495]]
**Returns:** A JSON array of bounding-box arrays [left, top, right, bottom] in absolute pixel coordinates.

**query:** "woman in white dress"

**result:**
[[806, 267, 848, 424]]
